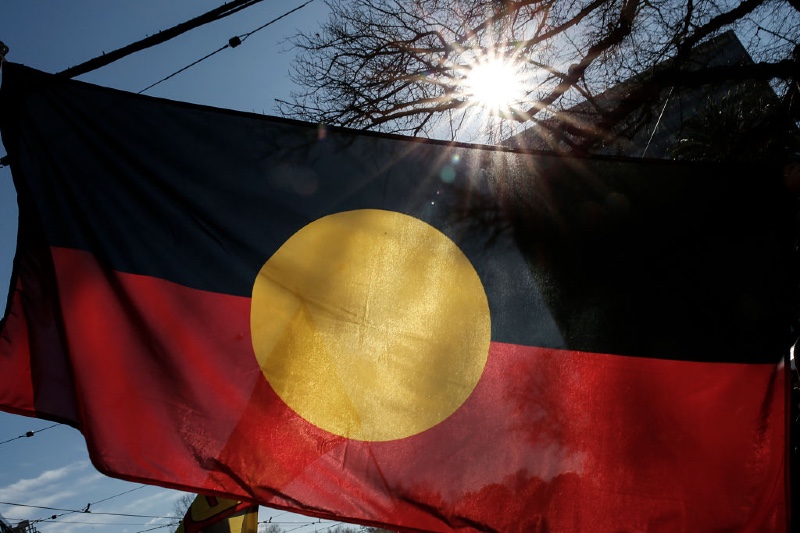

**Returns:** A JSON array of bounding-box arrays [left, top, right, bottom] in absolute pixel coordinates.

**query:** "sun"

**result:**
[[460, 57, 525, 113]]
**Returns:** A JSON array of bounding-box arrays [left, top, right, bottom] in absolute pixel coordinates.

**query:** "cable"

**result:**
[[58, 0, 268, 79], [316, 523, 345, 531], [135, 524, 179, 533], [36, 484, 148, 520], [90, 484, 147, 505], [238, 0, 317, 44], [21, 485, 157, 527], [15, 517, 171, 527], [0, 423, 60, 446], [138, 44, 229, 94], [139, 0, 317, 94], [284, 519, 323, 532], [641, 86, 674, 158], [0, 501, 175, 520]]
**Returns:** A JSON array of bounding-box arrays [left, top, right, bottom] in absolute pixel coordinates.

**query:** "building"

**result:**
[[504, 31, 790, 159], [0, 515, 38, 533]]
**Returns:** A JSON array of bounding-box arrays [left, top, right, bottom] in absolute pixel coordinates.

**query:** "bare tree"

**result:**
[[279, 0, 799, 147], [172, 493, 194, 520]]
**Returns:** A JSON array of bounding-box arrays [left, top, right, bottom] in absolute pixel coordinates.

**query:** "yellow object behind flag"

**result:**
[[175, 495, 258, 533]]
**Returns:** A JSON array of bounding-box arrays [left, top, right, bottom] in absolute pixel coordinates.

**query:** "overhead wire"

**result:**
[[0, 423, 61, 446], [0, 1, 278, 167], [0, 434, 157, 528], [138, 44, 230, 94], [7, 484, 158, 528], [139, 0, 317, 94], [315, 522, 348, 531], [4, 493, 344, 531], [58, 0, 269, 79], [0, 500, 176, 520], [135, 524, 179, 533], [4, 517, 158, 527], [89, 484, 147, 505], [12, 486, 177, 531], [0, 473, 349, 531], [641, 86, 675, 158], [238, 0, 317, 43], [283, 519, 324, 532]]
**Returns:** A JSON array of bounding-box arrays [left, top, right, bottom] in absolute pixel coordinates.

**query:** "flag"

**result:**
[[175, 495, 257, 533], [0, 63, 794, 532]]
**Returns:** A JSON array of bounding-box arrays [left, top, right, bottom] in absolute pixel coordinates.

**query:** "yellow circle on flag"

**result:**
[[250, 209, 491, 441]]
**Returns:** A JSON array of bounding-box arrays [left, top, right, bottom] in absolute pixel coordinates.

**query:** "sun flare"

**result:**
[[461, 58, 525, 113]]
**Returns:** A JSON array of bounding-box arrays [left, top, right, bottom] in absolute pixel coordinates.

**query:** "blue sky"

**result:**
[[0, 2, 359, 531]]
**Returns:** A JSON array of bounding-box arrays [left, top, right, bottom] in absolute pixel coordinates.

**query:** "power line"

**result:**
[[8, 485, 162, 529], [238, 0, 316, 43], [58, 0, 269, 79], [315, 523, 346, 532], [283, 519, 324, 533], [0, 500, 175, 520], [138, 44, 229, 94], [139, 0, 316, 94], [2, 0, 318, 164], [0, 423, 60, 446], [90, 484, 147, 505], [135, 524, 179, 533], [10, 517, 170, 527]]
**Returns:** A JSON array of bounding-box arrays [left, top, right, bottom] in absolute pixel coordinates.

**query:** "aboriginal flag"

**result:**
[[175, 496, 257, 533], [0, 63, 795, 532]]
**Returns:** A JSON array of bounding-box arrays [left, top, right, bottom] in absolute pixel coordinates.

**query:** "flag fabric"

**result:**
[[0, 63, 795, 532], [175, 495, 257, 533]]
